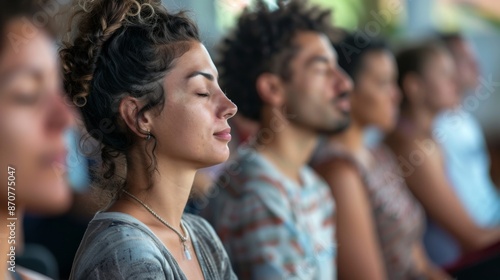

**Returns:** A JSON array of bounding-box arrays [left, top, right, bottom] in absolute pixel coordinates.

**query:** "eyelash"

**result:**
[[197, 93, 209, 97]]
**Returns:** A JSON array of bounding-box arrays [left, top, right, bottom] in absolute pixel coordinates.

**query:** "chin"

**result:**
[[381, 121, 397, 133], [25, 181, 73, 215], [209, 153, 230, 166], [196, 152, 230, 169]]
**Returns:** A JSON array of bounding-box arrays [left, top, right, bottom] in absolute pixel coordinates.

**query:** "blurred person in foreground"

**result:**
[[312, 33, 450, 280], [202, 1, 352, 279], [425, 33, 500, 266], [0, 0, 74, 279], [385, 41, 500, 267], [62, 0, 237, 279]]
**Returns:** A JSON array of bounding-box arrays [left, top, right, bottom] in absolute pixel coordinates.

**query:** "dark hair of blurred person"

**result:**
[[202, 0, 352, 278], [385, 41, 500, 263], [424, 32, 500, 266], [0, 0, 73, 279], [312, 33, 450, 280], [61, 0, 237, 279]]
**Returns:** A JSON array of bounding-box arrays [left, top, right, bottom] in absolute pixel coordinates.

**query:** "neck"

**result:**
[[331, 121, 365, 154], [123, 150, 195, 229], [400, 106, 436, 135], [254, 113, 318, 184]]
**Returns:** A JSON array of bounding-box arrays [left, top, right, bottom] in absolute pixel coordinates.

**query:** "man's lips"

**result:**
[[335, 92, 351, 112], [336, 98, 351, 112], [214, 128, 232, 141]]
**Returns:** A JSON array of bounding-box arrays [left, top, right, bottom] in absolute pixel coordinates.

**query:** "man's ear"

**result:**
[[118, 96, 152, 138], [256, 73, 286, 107]]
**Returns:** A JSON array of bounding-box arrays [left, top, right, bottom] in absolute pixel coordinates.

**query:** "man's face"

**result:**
[[282, 31, 352, 135]]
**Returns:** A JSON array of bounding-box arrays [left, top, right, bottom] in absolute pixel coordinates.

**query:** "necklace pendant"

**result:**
[[184, 245, 192, 261]]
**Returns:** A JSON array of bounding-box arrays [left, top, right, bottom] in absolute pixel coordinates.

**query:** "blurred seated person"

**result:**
[[385, 41, 500, 267], [426, 33, 500, 266], [203, 1, 353, 278], [313, 34, 449, 280], [0, 0, 74, 278]]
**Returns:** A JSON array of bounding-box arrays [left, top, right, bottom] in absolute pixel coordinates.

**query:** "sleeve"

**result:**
[[217, 181, 315, 280]]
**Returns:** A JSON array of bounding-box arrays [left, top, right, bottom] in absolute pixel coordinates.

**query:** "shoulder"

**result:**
[[314, 155, 362, 184], [209, 148, 291, 207], [71, 214, 166, 279]]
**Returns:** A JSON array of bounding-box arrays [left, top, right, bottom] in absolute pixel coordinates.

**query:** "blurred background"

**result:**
[[166, 0, 500, 134], [164, 0, 500, 185]]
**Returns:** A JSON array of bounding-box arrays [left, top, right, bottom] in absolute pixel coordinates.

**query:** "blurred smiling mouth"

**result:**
[[213, 128, 232, 141]]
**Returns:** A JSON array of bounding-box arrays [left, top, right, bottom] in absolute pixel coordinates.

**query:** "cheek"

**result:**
[[353, 91, 395, 126], [157, 101, 211, 152], [0, 110, 44, 167], [428, 80, 455, 106], [0, 110, 69, 208], [352, 92, 378, 122]]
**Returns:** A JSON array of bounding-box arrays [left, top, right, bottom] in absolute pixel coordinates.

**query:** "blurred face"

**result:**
[[420, 51, 458, 112], [449, 39, 479, 93], [351, 51, 401, 132], [283, 32, 353, 135], [0, 20, 73, 214], [152, 42, 237, 169]]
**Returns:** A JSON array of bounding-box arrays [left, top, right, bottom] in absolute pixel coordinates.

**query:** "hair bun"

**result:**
[[61, 0, 163, 107]]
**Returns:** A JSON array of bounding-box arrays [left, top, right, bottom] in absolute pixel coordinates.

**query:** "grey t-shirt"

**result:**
[[69, 212, 236, 279]]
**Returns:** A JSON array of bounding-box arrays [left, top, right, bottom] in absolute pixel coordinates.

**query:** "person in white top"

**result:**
[[427, 33, 500, 266]]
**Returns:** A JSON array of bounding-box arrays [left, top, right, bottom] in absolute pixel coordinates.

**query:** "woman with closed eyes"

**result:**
[[62, 0, 237, 279]]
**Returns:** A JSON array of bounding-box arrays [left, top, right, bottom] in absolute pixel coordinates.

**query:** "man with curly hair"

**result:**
[[202, 1, 352, 279]]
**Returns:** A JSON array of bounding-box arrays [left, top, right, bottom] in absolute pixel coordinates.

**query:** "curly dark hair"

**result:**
[[217, 0, 337, 121], [60, 0, 199, 203]]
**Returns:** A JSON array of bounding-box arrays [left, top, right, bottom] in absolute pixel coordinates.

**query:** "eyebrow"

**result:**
[[304, 55, 332, 68], [186, 71, 216, 82]]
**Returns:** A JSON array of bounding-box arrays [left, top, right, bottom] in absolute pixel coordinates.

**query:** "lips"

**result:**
[[335, 92, 351, 113], [213, 128, 232, 141], [336, 98, 351, 113], [40, 150, 68, 171]]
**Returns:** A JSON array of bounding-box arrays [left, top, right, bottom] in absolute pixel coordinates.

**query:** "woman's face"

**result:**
[[420, 51, 458, 112], [152, 42, 237, 169], [350, 51, 401, 132], [0, 21, 73, 214]]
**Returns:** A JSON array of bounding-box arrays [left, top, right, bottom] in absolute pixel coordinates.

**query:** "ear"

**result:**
[[118, 96, 152, 139], [256, 73, 286, 107], [401, 73, 423, 105]]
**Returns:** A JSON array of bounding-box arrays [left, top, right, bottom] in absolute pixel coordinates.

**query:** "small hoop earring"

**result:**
[[145, 130, 151, 140]]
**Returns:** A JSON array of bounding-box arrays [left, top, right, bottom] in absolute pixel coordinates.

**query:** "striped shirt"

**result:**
[[69, 212, 236, 279], [203, 146, 336, 280]]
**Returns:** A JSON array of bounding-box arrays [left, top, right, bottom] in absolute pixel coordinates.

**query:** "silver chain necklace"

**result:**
[[122, 190, 192, 260]]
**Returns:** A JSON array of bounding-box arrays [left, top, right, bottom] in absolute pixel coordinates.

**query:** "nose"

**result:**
[[219, 91, 238, 120], [335, 68, 353, 95], [46, 89, 73, 135]]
